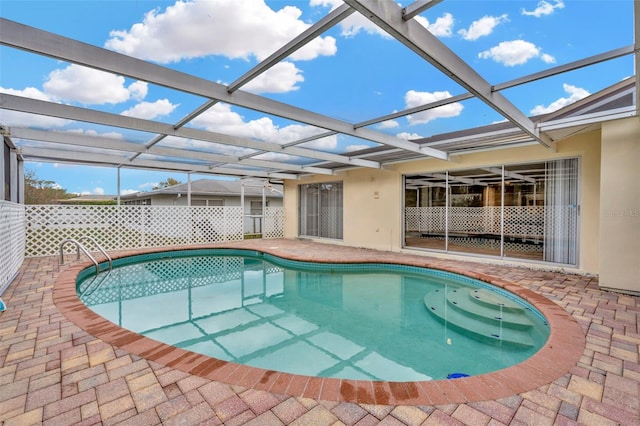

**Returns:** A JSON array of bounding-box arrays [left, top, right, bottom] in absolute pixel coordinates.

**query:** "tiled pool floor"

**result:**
[[1, 239, 638, 425]]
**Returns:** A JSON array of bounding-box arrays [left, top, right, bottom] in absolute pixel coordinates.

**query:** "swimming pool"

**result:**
[[76, 249, 549, 382]]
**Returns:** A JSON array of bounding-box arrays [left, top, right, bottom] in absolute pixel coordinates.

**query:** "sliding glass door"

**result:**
[[448, 168, 503, 257], [404, 159, 579, 265], [299, 182, 343, 239]]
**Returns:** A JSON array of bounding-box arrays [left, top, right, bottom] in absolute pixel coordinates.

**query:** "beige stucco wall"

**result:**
[[284, 129, 603, 274], [599, 117, 640, 293]]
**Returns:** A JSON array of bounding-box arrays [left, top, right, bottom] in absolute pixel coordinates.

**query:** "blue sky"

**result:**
[[0, 0, 635, 196]]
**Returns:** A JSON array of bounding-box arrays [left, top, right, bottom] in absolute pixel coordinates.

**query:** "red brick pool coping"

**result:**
[[53, 242, 586, 406]]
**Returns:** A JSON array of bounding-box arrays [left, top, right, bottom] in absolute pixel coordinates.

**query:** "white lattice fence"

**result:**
[[263, 207, 285, 239], [25, 205, 247, 257], [0, 201, 25, 295]]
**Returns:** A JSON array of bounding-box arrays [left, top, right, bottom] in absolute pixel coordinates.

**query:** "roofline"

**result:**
[[119, 178, 283, 199]]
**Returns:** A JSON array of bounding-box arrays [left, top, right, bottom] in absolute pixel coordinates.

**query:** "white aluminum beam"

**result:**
[[9, 127, 335, 175], [493, 45, 635, 92], [343, 0, 555, 150], [538, 105, 637, 132], [0, 18, 448, 160], [356, 93, 474, 128], [402, 1, 444, 21], [149, 4, 356, 165], [228, 3, 354, 92], [17, 146, 299, 179], [0, 94, 377, 169], [356, 45, 635, 129]]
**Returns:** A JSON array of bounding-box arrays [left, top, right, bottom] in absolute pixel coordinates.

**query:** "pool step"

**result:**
[[423, 288, 535, 348], [447, 288, 533, 330]]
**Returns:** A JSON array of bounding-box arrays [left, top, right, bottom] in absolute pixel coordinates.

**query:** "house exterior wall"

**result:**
[[285, 128, 603, 275], [599, 116, 640, 294]]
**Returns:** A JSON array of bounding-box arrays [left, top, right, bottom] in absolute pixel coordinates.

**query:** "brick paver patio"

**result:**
[[1, 239, 638, 425]]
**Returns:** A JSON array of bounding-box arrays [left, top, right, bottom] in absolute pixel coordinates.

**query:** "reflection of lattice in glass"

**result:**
[[25, 205, 252, 257], [0, 201, 25, 294], [504, 207, 544, 241], [406, 206, 544, 240], [263, 207, 284, 239], [405, 207, 446, 233]]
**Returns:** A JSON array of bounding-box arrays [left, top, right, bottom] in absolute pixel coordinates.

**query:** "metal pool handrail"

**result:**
[[78, 236, 113, 271], [59, 237, 112, 274]]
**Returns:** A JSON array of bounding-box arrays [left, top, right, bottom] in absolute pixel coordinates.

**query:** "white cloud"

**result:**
[[105, 0, 336, 63], [397, 132, 424, 140], [298, 134, 339, 151], [522, 0, 565, 18], [79, 187, 104, 195], [530, 84, 590, 115], [43, 64, 148, 104], [310, 0, 341, 8], [121, 99, 179, 120], [251, 151, 299, 163], [242, 62, 304, 94], [339, 11, 389, 38], [191, 102, 329, 147], [344, 144, 371, 152], [458, 14, 508, 41], [378, 120, 399, 129], [166, 136, 254, 157], [138, 182, 159, 190], [478, 40, 554, 66], [0, 86, 50, 101], [0, 109, 70, 130], [121, 189, 139, 195], [415, 13, 455, 37], [337, 10, 453, 39], [541, 53, 556, 64], [404, 90, 464, 125], [66, 128, 124, 139], [0, 87, 72, 128]]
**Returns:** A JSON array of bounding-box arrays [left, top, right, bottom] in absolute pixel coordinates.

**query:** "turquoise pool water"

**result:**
[[77, 249, 549, 381]]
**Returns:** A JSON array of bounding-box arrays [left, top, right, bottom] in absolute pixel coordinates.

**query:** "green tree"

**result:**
[[24, 169, 74, 204], [153, 177, 181, 190]]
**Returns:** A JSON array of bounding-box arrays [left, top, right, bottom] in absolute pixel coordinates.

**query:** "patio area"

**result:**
[[0, 239, 638, 425]]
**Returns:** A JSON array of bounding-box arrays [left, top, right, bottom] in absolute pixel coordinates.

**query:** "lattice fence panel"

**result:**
[[25, 205, 248, 257], [0, 201, 25, 294], [263, 207, 285, 239], [27, 205, 109, 256]]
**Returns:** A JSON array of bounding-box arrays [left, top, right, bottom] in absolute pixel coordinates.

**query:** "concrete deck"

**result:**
[[1, 239, 638, 425]]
